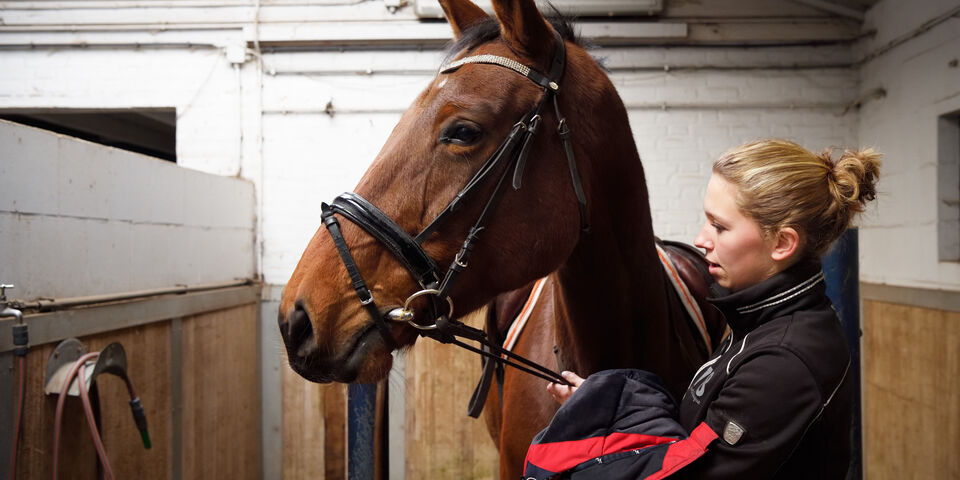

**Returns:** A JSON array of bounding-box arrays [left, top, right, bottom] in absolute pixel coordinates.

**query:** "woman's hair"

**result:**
[[713, 139, 881, 259]]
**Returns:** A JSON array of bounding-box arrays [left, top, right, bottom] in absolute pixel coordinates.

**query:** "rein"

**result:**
[[320, 30, 586, 388]]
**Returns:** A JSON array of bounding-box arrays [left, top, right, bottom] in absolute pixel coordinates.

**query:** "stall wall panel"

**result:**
[[404, 308, 498, 479], [10, 321, 172, 479], [862, 300, 960, 479], [280, 369, 347, 480], [0, 119, 255, 301], [181, 303, 260, 479]]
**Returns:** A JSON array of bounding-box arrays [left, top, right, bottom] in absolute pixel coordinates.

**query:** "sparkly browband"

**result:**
[[440, 54, 559, 92]]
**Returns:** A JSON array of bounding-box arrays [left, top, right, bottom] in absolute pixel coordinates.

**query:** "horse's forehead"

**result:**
[[420, 66, 519, 114]]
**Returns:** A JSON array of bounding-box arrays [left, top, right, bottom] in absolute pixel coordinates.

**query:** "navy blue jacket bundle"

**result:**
[[523, 369, 718, 479], [524, 261, 853, 479]]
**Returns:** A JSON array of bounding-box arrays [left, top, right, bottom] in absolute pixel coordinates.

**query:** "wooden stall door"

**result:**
[[9, 302, 260, 479], [181, 303, 261, 479], [405, 308, 499, 479], [862, 300, 960, 478], [12, 322, 172, 479]]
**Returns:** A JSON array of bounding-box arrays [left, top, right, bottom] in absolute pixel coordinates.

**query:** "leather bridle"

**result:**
[[320, 30, 587, 391]]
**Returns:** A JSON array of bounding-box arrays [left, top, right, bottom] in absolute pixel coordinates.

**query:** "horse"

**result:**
[[278, 0, 724, 477]]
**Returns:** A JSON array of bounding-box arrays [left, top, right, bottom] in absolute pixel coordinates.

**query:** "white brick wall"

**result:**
[[857, 0, 960, 290], [2, 2, 955, 293], [254, 44, 860, 286]]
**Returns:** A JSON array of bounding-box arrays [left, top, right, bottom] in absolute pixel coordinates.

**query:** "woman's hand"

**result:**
[[546, 371, 585, 405]]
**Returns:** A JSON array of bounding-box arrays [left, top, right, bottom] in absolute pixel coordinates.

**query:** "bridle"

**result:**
[[320, 30, 587, 390]]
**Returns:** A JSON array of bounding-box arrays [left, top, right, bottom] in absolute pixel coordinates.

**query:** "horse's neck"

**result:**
[[552, 154, 670, 375]]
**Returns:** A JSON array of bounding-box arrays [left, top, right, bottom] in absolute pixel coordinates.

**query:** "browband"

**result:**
[[440, 54, 560, 92]]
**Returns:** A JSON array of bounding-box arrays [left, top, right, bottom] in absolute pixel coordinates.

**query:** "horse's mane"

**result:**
[[443, 14, 583, 63]]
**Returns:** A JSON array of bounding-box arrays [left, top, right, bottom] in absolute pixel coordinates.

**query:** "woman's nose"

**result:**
[[694, 224, 711, 250]]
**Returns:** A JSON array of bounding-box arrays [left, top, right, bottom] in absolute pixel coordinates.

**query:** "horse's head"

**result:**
[[279, 0, 625, 383]]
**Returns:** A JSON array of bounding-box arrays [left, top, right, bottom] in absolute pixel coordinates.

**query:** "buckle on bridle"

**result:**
[[358, 288, 375, 305], [454, 250, 469, 268]]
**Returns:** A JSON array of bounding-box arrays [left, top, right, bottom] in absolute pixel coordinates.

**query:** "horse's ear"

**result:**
[[439, 0, 490, 39], [490, 0, 555, 60]]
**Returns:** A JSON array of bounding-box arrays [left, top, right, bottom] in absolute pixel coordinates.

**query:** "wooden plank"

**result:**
[[861, 282, 960, 313], [180, 303, 260, 479], [323, 383, 346, 480], [862, 300, 960, 479], [1, 284, 259, 353], [405, 307, 499, 479], [280, 359, 346, 479], [11, 321, 172, 479]]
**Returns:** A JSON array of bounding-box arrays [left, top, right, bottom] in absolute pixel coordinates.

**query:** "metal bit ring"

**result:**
[[400, 289, 455, 330]]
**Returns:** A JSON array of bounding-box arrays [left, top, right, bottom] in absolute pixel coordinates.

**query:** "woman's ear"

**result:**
[[771, 227, 800, 262]]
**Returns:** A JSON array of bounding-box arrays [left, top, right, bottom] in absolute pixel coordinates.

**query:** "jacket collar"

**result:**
[[708, 260, 826, 334]]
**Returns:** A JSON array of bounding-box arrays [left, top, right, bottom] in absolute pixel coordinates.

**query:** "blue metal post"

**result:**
[[822, 228, 862, 480], [347, 383, 376, 480]]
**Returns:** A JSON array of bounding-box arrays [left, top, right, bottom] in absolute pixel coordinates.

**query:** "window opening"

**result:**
[[0, 109, 176, 162], [938, 109, 960, 262]]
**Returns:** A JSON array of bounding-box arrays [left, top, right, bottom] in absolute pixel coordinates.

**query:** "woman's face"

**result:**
[[694, 174, 781, 292]]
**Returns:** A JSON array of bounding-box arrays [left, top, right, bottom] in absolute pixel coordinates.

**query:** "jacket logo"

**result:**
[[723, 420, 746, 445], [689, 365, 714, 404]]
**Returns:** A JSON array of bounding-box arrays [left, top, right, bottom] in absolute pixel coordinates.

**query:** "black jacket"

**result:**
[[676, 260, 853, 479], [525, 261, 852, 479]]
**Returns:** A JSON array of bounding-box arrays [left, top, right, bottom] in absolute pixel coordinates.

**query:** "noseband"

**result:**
[[320, 30, 587, 386]]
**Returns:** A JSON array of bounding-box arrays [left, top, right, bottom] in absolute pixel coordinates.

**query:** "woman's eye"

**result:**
[[439, 124, 482, 146], [712, 223, 725, 233]]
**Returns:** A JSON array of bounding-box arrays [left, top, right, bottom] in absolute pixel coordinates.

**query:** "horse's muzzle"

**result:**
[[278, 303, 334, 383]]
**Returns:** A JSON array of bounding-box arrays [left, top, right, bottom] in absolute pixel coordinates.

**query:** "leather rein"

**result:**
[[320, 30, 586, 390]]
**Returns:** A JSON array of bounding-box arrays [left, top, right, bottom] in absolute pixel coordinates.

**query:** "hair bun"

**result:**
[[827, 148, 881, 216]]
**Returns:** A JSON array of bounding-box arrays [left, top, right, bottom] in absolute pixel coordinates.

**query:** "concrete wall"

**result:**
[[857, 0, 960, 291], [0, 120, 255, 300]]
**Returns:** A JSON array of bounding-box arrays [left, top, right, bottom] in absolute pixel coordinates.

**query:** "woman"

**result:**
[[539, 139, 881, 479]]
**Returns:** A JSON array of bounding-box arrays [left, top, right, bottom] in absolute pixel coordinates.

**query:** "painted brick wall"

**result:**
[[18, 9, 960, 293], [857, 0, 960, 290], [0, 33, 862, 291], [256, 45, 860, 286]]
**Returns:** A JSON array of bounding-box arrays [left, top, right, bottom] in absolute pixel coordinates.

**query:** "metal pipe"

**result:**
[[787, 0, 865, 21], [9, 279, 253, 313], [347, 383, 377, 480], [823, 228, 862, 479], [268, 62, 853, 77], [856, 4, 960, 66], [3, 0, 367, 10], [263, 100, 851, 116]]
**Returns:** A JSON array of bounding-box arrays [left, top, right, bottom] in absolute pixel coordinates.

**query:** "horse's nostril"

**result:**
[[285, 303, 319, 357]]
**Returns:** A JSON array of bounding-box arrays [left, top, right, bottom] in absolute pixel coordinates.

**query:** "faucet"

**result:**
[[1, 284, 24, 323], [2, 284, 27, 356]]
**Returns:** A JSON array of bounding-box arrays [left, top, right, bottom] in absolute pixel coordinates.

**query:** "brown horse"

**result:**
[[278, 0, 721, 477]]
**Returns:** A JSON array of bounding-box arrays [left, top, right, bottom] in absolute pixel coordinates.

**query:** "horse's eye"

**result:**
[[439, 123, 482, 146]]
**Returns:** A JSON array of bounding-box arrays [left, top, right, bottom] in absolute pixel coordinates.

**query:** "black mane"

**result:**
[[443, 14, 583, 63]]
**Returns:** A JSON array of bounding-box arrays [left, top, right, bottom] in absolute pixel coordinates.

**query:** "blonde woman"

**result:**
[[536, 139, 881, 479]]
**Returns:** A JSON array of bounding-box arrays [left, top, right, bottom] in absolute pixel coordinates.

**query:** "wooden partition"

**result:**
[[404, 307, 499, 479], [280, 308, 499, 479], [6, 300, 260, 479], [862, 298, 960, 478]]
